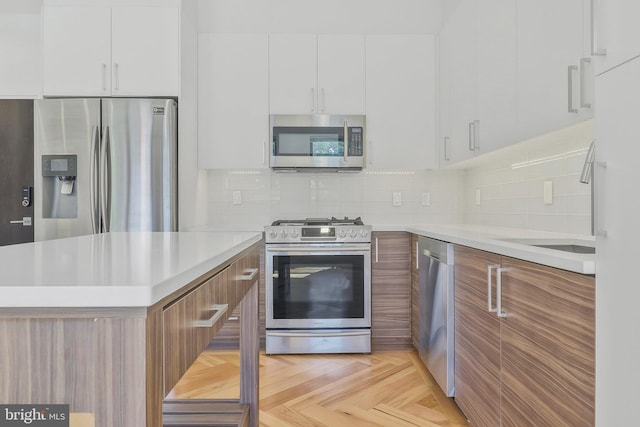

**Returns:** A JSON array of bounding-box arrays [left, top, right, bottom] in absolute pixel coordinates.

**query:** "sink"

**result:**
[[530, 244, 595, 254], [497, 238, 595, 254]]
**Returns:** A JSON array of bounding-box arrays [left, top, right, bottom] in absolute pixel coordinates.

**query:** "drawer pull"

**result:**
[[235, 268, 258, 281], [194, 304, 228, 328]]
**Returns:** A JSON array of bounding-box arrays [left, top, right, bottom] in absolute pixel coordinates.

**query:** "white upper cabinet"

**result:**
[[591, 0, 640, 75], [0, 14, 41, 98], [438, 0, 477, 166], [43, 7, 111, 96], [269, 34, 365, 115], [517, 0, 592, 141], [439, 0, 592, 167], [110, 7, 179, 96], [43, 5, 179, 97], [198, 34, 269, 169], [366, 35, 437, 169], [439, 0, 517, 166]]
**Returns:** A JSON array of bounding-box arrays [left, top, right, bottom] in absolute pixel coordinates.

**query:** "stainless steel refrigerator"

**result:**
[[34, 98, 177, 241]]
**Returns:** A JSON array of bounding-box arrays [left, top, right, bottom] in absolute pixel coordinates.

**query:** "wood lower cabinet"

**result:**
[[371, 232, 411, 350], [454, 245, 501, 427], [454, 245, 595, 427]]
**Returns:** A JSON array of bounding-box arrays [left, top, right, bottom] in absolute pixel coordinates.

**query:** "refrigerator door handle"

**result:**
[[100, 126, 111, 232], [90, 125, 100, 234]]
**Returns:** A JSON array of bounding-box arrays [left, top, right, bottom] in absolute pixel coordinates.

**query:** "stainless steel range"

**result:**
[[264, 217, 372, 354]]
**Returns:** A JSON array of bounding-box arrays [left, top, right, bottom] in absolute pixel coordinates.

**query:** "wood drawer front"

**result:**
[[163, 270, 230, 394]]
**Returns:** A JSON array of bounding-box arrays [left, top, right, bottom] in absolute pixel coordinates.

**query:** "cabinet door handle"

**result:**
[[114, 63, 120, 91], [487, 264, 500, 313], [590, 0, 607, 56], [194, 304, 229, 328], [468, 122, 475, 151], [375, 237, 379, 263], [568, 65, 579, 113], [443, 136, 451, 161], [235, 268, 259, 281], [474, 120, 480, 150], [310, 87, 316, 114], [496, 267, 510, 318], [594, 159, 608, 237], [580, 58, 592, 108], [102, 63, 107, 91], [415, 241, 419, 270]]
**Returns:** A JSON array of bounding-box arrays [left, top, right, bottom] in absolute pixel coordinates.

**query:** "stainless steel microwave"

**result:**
[[270, 114, 365, 172]]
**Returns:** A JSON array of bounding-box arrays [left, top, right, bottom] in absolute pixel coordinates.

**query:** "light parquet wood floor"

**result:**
[[168, 350, 469, 427]]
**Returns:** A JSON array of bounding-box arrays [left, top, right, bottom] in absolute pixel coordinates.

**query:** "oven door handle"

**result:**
[[266, 245, 370, 253], [268, 331, 370, 338]]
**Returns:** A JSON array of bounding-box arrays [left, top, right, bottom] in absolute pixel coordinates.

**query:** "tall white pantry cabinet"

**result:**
[[594, 52, 640, 427]]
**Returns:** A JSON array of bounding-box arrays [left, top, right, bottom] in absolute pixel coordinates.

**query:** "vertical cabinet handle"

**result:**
[[591, 0, 607, 56], [594, 159, 608, 237], [114, 63, 120, 91], [568, 65, 579, 113], [415, 241, 419, 270], [375, 237, 379, 263], [102, 63, 107, 92], [443, 137, 451, 161], [468, 122, 475, 151], [580, 58, 592, 108], [474, 120, 480, 150], [496, 267, 510, 318], [487, 264, 500, 313], [310, 88, 316, 114]]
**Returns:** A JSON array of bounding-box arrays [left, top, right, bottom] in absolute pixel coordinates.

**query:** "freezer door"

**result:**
[[34, 98, 100, 241], [101, 98, 177, 232]]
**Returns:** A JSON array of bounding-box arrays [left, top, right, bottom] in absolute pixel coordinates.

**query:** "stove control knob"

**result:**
[[360, 229, 369, 238], [291, 229, 299, 238], [338, 229, 347, 238], [269, 230, 278, 239], [349, 229, 357, 238], [280, 230, 288, 238]]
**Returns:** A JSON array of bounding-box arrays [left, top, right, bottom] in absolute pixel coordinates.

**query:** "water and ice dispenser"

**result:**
[[41, 154, 77, 218]]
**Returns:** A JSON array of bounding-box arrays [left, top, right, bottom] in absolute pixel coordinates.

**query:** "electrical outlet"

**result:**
[[544, 181, 553, 205], [232, 190, 242, 205], [475, 189, 481, 206], [421, 192, 431, 206], [392, 192, 402, 206]]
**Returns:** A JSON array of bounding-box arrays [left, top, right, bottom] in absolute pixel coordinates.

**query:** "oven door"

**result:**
[[265, 243, 371, 329]]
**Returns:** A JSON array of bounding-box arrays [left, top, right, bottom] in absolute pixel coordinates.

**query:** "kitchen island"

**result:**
[[0, 231, 262, 427]]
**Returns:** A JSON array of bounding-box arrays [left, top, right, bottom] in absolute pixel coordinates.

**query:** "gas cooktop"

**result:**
[[271, 217, 365, 226], [265, 217, 371, 244]]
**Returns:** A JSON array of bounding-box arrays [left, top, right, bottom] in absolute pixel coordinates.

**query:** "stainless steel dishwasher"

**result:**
[[417, 236, 455, 397]]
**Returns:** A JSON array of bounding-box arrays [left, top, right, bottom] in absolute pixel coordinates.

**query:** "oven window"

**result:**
[[274, 126, 344, 156], [272, 254, 365, 319]]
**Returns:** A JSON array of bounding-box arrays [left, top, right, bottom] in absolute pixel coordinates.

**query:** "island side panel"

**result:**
[[0, 313, 146, 427]]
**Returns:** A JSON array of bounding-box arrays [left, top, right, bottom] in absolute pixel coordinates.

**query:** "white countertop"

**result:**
[[404, 224, 595, 275], [0, 231, 262, 308]]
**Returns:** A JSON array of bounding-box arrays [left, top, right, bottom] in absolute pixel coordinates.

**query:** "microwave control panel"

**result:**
[[348, 127, 364, 156]]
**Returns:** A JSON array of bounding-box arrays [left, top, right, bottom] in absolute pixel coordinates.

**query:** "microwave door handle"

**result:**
[[344, 120, 349, 162]]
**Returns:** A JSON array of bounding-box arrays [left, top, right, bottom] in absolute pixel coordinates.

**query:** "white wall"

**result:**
[[460, 120, 594, 235], [197, 0, 441, 34]]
